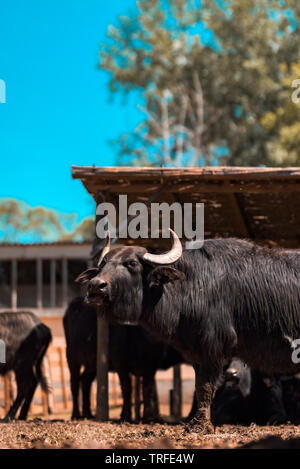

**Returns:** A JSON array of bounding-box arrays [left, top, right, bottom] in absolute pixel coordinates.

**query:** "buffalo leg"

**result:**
[[18, 370, 38, 420], [187, 365, 216, 433], [119, 372, 132, 422], [69, 363, 81, 420], [153, 380, 160, 420], [81, 368, 95, 419], [5, 371, 26, 421], [142, 374, 160, 422]]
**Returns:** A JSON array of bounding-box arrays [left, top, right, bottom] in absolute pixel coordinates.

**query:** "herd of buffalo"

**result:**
[[1, 231, 300, 433]]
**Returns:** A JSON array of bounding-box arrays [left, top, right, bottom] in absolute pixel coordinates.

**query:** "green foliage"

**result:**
[[99, 0, 300, 166], [0, 199, 94, 243], [261, 61, 300, 165], [64, 216, 94, 242]]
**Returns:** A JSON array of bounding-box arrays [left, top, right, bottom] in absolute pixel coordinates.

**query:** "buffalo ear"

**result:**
[[75, 268, 99, 284], [147, 266, 185, 288]]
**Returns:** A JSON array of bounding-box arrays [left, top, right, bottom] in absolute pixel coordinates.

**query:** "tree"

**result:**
[[261, 60, 300, 165], [66, 216, 94, 242], [100, 0, 300, 166], [0, 199, 94, 243]]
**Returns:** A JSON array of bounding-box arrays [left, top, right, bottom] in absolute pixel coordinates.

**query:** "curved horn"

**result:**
[[143, 229, 182, 265], [97, 232, 111, 267]]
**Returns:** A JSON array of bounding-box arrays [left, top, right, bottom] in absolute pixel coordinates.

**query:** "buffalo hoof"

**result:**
[[71, 414, 81, 421], [1, 416, 15, 423], [184, 418, 215, 434]]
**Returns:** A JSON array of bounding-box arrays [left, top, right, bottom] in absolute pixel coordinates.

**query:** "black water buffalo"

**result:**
[[76, 230, 300, 432], [63, 297, 183, 421], [187, 358, 252, 425], [217, 366, 300, 426], [0, 311, 52, 420], [212, 358, 252, 425], [190, 359, 287, 426], [281, 374, 300, 423], [214, 361, 289, 426]]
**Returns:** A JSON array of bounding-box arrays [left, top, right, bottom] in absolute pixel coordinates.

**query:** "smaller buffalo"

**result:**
[[63, 297, 183, 422], [0, 311, 52, 421], [213, 361, 288, 426], [212, 361, 291, 426], [187, 358, 252, 425], [212, 358, 252, 425], [276, 374, 300, 424]]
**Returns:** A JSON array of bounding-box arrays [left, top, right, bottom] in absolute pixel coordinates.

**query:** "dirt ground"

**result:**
[[1, 418, 300, 449]]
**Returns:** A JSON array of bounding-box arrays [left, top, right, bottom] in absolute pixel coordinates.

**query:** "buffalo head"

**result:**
[[75, 229, 185, 322]]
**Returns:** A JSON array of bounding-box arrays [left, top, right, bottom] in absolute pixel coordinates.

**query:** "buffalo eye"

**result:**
[[124, 260, 139, 269], [147, 266, 185, 287]]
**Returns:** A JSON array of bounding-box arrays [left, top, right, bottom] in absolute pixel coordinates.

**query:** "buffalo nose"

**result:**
[[88, 279, 108, 294], [98, 281, 108, 291], [225, 368, 238, 381]]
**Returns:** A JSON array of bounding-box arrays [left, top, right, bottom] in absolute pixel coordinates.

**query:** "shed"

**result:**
[[0, 241, 91, 316]]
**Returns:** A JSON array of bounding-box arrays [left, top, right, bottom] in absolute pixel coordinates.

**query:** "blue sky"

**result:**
[[0, 0, 140, 221]]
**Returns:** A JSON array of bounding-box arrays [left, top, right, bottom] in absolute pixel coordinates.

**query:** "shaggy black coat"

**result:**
[[141, 239, 300, 379]]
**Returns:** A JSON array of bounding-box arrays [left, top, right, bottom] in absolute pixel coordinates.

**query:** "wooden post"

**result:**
[[36, 259, 43, 309], [96, 311, 109, 421], [50, 260, 56, 307], [62, 258, 68, 307], [92, 191, 110, 422], [171, 365, 182, 418], [11, 260, 17, 309]]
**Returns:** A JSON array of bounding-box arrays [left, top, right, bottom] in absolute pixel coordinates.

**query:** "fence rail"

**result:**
[[0, 344, 123, 418]]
